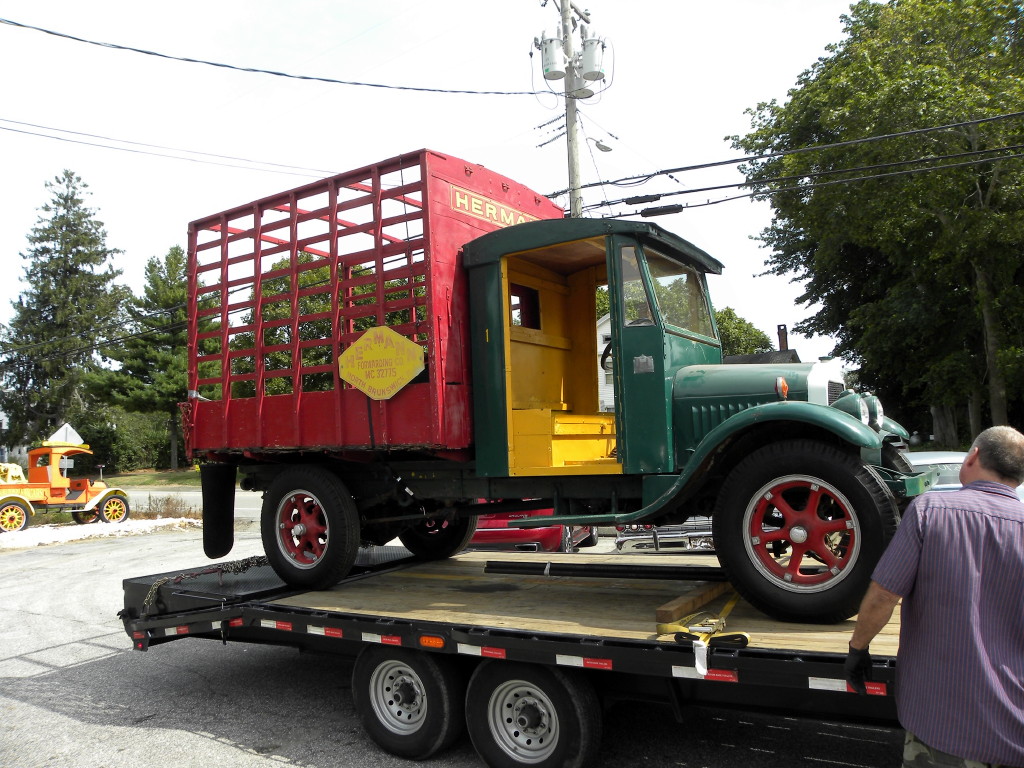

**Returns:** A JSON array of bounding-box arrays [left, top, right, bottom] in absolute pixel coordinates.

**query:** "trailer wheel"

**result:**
[[399, 515, 477, 561], [99, 495, 130, 524], [261, 467, 359, 589], [0, 500, 30, 533], [466, 661, 600, 768], [351, 646, 465, 760], [712, 439, 898, 624], [72, 509, 100, 525]]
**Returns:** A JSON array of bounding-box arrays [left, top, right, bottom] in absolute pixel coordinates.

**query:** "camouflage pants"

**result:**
[[903, 731, 1020, 768]]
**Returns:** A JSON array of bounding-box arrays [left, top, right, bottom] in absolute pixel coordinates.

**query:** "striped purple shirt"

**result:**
[[872, 480, 1024, 763]]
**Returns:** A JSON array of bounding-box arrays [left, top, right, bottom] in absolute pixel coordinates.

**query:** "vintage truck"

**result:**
[[0, 441, 130, 531], [184, 149, 931, 623]]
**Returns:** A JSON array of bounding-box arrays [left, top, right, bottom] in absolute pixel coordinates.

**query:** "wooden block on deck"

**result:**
[[655, 582, 731, 624]]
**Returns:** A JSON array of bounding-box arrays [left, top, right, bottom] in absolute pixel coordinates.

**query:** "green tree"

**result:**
[[0, 171, 129, 446], [733, 0, 1024, 434], [715, 307, 774, 357], [89, 246, 188, 468]]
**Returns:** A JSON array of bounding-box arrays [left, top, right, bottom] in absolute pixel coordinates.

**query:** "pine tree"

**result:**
[[90, 246, 189, 468], [0, 170, 128, 446]]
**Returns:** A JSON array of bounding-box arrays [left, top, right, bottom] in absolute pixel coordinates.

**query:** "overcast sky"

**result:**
[[0, 1, 855, 361]]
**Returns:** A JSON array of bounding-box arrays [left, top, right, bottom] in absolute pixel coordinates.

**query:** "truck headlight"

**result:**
[[831, 392, 869, 425], [864, 395, 884, 430]]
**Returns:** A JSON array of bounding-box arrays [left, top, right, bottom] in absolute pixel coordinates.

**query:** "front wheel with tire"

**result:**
[[399, 515, 477, 561], [99, 495, 130, 523], [712, 439, 899, 624], [466, 661, 601, 768], [351, 646, 465, 760], [0, 500, 30, 533], [260, 467, 359, 589]]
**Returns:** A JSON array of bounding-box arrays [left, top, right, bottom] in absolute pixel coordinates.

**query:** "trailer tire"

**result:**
[[351, 646, 465, 760], [712, 439, 898, 624], [99, 494, 130, 523], [72, 509, 100, 525], [466, 661, 600, 768], [0, 499, 30, 533], [399, 515, 477, 561], [261, 467, 359, 589]]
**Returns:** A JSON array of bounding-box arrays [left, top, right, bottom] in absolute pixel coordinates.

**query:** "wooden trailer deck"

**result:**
[[271, 551, 900, 657]]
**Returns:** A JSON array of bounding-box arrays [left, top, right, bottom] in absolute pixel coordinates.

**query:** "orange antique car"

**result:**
[[0, 442, 130, 532]]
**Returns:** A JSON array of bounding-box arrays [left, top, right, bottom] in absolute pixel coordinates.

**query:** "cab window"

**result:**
[[644, 248, 715, 338]]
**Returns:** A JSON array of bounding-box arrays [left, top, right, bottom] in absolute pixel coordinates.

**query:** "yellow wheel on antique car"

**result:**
[[99, 495, 130, 524], [0, 500, 30, 533]]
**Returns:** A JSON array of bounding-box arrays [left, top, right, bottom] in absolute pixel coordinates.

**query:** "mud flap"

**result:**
[[201, 464, 236, 558]]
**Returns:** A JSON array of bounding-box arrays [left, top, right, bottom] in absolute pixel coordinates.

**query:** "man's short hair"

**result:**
[[973, 426, 1024, 486]]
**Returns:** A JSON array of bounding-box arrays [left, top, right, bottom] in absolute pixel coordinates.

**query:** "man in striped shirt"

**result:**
[[846, 425, 1024, 767]]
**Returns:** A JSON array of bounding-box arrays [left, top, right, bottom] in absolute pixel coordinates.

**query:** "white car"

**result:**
[[908, 450, 1024, 499]]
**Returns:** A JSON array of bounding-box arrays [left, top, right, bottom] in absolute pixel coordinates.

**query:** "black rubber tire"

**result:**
[[466, 661, 601, 768], [578, 527, 600, 548], [399, 515, 477, 560], [351, 646, 465, 760], [712, 439, 899, 624], [0, 499, 30, 533], [260, 467, 359, 589], [99, 494, 130, 523], [882, 443, 915, 474], [72, 509, 101, 525]]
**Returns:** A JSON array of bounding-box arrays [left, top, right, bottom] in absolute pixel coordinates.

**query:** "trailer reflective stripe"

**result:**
[[809, 676, 888, 696], [362, 632, 402, 646], [555, 654, 613, 671], [457, 643, 506, 659], [260, 620, 293, 631], [672, 665, 739, 683], [307, 625, 344, 638]]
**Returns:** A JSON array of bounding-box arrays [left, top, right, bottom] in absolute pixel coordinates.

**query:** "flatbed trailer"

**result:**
[[121, 549, 899, 768]]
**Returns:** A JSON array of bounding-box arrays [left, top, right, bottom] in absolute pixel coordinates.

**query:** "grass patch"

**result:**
[[105, 468, 203, 487]]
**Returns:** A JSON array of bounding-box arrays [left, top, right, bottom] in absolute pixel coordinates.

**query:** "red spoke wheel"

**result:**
[[713, 439, 899, 623], [261, 467, 359, 589], [0, 500, 30, 533], [399, 515, 477, 561]]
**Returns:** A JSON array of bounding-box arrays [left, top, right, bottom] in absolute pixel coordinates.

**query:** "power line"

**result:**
[[0, 122, 331, 178], [0, 118, 339, 176], [552, 109, 1024, 197], [0, 16, 543, 97], [585, 143, 1024, 212], [596, 150, 1024, 218]]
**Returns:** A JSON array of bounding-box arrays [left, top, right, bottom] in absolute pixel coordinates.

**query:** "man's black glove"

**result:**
[[844, 644, 872, 695]]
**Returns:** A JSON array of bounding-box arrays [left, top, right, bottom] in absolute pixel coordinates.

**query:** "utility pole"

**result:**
[[537, 2, 607, 218], [561, 1, 583, 218]]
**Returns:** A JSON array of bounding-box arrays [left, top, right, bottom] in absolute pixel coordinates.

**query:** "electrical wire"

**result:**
[[551, 109, 1024, 197], [0, 16, 544, 97], [0, 118, 339, 176], [584, 143, 1024, 211], [593, 150, 1024, 218]]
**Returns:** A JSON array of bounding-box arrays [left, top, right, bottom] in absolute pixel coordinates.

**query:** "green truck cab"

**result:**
[[461, 218, 925, 622]]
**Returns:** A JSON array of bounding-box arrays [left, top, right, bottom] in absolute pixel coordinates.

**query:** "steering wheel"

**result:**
[[600, 340, 614, 372]]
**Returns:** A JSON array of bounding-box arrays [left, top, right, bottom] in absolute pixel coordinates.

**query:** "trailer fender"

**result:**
[[201, 464, 237, 558]]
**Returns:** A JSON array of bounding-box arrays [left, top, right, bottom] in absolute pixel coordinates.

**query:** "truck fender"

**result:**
[[0, 493, 36, 516], [201, 464, 236, 558], [632, 401, 883, 522]]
